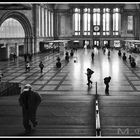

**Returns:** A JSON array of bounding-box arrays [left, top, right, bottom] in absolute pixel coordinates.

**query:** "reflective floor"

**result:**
[[1, 48, 140, 136], [0, 48, 140, 96]]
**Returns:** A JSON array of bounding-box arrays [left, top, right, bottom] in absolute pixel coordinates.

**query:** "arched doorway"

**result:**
[[0, 11, 33, 60]]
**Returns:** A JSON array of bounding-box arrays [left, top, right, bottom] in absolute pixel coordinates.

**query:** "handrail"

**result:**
[[0, 82, 20, 96], [95, 81, 101, 136]]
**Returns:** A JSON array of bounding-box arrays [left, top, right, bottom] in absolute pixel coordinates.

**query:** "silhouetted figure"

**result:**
[[108, 50, 110, 57], [103, 48, 106, 54], [24, 54, 27, 62], [122, 53, 127, 61], [85, 68, 94, 86], [118, 50, 121, 57], [13, 53, 17, 62], [56, 56, 61, 68], [70, 49, 74, 57], [25, 61, 30, 72], [91, 52, 94, 60], [104, 76, 111, 96], [131, 58, 136, 68], [56, 61, 61, 68], [39, 61, 44, 73], [129, 55, 132, 62], [56, 56, 60, 62], [19, 84, 42, 133], [65, 51, 69, 62], [28, 54, 33, 62]]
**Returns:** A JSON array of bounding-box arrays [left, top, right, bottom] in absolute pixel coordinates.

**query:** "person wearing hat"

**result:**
[[19, 84, 42, 133]]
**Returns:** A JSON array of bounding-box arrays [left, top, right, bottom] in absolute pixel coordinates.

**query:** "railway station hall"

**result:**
[[1, 2, 140, 137]]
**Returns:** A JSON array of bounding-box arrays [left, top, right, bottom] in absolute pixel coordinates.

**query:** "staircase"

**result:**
[[98, 96, 140, 136], [0, 95, 96, 136]]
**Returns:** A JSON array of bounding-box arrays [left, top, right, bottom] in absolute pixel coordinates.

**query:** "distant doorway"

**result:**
[[103, 40, 110, 48], [83, 40, 90, 49], [93, 40, 100, 48]]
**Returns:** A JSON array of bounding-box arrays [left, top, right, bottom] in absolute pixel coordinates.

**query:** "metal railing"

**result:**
[[95, 81, 101, 136], [0, 82, 21, 96]]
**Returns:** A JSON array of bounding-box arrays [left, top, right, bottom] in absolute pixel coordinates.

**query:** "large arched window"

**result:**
[[0, 18, 25, 38]]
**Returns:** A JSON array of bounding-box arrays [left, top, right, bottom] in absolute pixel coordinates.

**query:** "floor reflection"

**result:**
[[71, 49, 123, 85]]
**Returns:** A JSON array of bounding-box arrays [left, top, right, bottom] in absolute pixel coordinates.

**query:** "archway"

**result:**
[[0, 11, 33, 59]]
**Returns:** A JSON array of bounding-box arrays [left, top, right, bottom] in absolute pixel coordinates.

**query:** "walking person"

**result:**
[[19, 84, 42, 133], [65, 51, 69, 62], [129, 55, 132, 63], [25, 61, 30, 72], [13, 53, 17, 62], [56, 57, 61, 68], [104, 76, 111, 96], [39, 61, 44, 74], [108, 50, 110, 58], [91, 52, 94, 60], [122, 52, 127, 61], [24, 54, 27, 62], [29, 53, 33, 62], [85, 68, 94, 87]]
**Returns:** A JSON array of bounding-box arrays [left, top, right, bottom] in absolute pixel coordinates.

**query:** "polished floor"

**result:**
[[0, 48, 140, 95], [0, 48, 140, 137]]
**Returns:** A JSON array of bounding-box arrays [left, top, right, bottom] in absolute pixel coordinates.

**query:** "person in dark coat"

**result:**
[[118, 50, 121, 57], [56, 57, 61, 68], [65, 51, 69, 62], [70, 49, 74, 57], [39, 61, 44, 74], [129, 55, 132, 63], [130, 58, 136, 68], [24, 54, 27, 62], [13, 53, 17, 62], [122, 52, 127, 61], [25, 61, 30, 72], [19, 84, 42, 133], [85, 68, 94, 86], [91, 52, 94, 60], [104, 76, 111, 96]]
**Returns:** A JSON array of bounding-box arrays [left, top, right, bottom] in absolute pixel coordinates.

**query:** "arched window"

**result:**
[[0, 18, 25, 38]]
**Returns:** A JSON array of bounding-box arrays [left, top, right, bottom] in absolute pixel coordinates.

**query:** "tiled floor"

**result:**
[[0, 48, 140, 96], [0, 48, 140, 137]]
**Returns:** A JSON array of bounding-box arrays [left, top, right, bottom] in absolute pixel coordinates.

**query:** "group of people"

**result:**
[[102, 48, 111, 58], [85, 68, 111, 96], [118, 50, 136, 68], [24, 53, 33, 62]]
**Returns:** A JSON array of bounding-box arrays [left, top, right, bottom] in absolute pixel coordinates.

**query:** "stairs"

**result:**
[[0, 95, 96, 136], [98, 96, 140, 136]]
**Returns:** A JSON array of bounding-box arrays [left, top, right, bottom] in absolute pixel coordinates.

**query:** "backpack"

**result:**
[[89, 69, 94, 75], [104, 77, 111, 84], [39, 63, 44, 68]]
